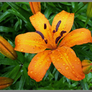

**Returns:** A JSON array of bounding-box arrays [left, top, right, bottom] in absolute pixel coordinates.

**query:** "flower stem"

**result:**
[[84, 17, 90, 28]]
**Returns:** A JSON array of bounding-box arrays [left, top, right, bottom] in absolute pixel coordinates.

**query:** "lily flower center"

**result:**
[[35, 20, 67, 50]]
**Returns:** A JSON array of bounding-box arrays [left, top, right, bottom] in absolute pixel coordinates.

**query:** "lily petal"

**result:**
[[29, 2, 41, 14], [29, 12, 51, 38], [59, 28, 91, 47], [51, 10, 74, 44], [50, 46, 85, 81], [28, 50, 51, 82], [14, 32, 47, 53], [29, 12, 53, 49]]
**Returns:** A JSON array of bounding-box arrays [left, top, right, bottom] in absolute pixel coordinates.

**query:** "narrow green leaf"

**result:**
[[44, 7, 53, 19], [0, 53, 5, 59], [0, 26, 14, 32], [80, 79, 89, 90], [18, 74, 25, 90], [0, 11, 11, 22], [6, 2, 30, 21], [0, 58, 18, 65], [60, 2, 71, 5], [8, 9, 34, 31], [8, 65, 21, 79], [16, 52, 24, 63], [22, 66, 29, 85]]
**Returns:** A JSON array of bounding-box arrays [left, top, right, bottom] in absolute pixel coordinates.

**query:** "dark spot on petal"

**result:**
[[55, 36, 61, 44], [56, 20, 61, 32], [60, 31, 66, 37], [45, 39, 48, 44], [36, 31, 44, 39], [53, 30, 56, 33], [44, 23, 47, 29]]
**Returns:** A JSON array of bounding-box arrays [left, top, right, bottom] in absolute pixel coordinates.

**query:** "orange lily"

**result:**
[[14, 10, 92, 82], [29, 2, 41, 14]]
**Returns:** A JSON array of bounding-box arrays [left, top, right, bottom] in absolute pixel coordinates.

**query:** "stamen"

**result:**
[[56, 20, 61, 32], [36, 31, 44, 39], [44, 23, 47, 29], [60, 31, 66, 37], [45, 39, 48, 44], [55, 36, 61, 44], [53, 30, 56, 33]]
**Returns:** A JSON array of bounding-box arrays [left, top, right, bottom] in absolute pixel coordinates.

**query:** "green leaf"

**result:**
[[80, 79, 89, 90], [0, 11, 12, 22], [13, 71, 22, 84], [18, 74, 25, 90], [75, 4, 88, 14], [6, 2, 30, 21], [0, 58, 18, 65], [8, 65, 21, 79], [44, 7, 53, 19], [6, 2, 34, 31], [22, 66, 29, 85], [0, 53, 5, 59], [16, 51, 24, 63], [60, 2, 71, 5], [0, 2, 9, 12], [0, 26, 14, 32], [47, 2, 56, 7]]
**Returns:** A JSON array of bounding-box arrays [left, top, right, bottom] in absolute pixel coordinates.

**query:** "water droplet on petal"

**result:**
[[72, 66, 74, 68], [35, 65, 37, 67], [78, 62, 80, 64], [58, 68, 61, 71], [63, 63, 65, 66], [66, 67, 68, 70], [17, 40, 20, 42], [21, 49, 23, 51], [81, 32, 84, 34], [30, 71, 33, 74], [72, 71, 75, 74]]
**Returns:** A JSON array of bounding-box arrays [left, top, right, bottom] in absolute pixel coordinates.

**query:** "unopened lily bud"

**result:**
[[0, 36, 17, 60], [86, 2, 92, 18], [29, 2, 41, 14], [82, 60, 92, 74], [0, 77, 14, 90]]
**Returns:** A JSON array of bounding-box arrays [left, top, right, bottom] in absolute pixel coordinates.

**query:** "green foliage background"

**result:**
[[0, 2, 92, 90]]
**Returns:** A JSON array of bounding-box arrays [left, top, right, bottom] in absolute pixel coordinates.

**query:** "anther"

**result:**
[[45, 39, 48, 44], [56, 20, 61, 32], [44, 23, 47, 29], [60, 31, 66, 37], [55, 36, 61, 44], [53, 30, 56, 33], [36, 31, 44, 39]]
